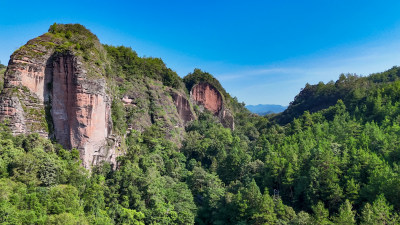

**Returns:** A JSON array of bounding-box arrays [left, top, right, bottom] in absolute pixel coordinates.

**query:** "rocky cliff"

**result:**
[[191, 83, 223, 115], [0, 24, 235, 169], [50, 53, 113, 168], [0, 30, 116, 168], [190, 82, 234, 129]]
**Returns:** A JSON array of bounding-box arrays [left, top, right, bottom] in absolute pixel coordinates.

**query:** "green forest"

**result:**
[[2, 25, 400, 224]]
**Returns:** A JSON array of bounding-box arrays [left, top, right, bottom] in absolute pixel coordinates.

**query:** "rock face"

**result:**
[[119, 78, 195, 144], [50, 53, 113, 168], [171, 90, 196, 124], [0, 35, 117, 169], [190, 83, 223, 115], [190, 82, 234, 130], [0, 35, 55, 137], [218, 105, 235, 130]]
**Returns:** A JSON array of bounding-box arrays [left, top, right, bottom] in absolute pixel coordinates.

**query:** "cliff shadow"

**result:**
[[43, 51, 78, 149], [43, 53, 55, 140]]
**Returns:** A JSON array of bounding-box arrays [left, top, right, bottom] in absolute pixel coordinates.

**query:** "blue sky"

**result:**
[[1, 1, 400, 105]]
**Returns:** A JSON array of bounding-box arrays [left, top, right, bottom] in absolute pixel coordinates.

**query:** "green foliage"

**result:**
[[104, 45, 183, 89], [183, 68, 226, 95], [49, 23, 99, 43], [360, 195, 398, 224], [312, 202, 331, 225], [178, 64, 400, 223], [0, 132, 91, 224], [333, 200, 356, 225], [111, 99, 127, 134], [45, 23, 108, 79], [276, 66, 400, 124]]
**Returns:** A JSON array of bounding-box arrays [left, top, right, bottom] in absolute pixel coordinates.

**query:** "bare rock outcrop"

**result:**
[[170, 90, 196, 124], [0, 34, 118, 168], [190, 82, 234, 130], [190, 83, 223, 115], [50, 53, 114, 168]]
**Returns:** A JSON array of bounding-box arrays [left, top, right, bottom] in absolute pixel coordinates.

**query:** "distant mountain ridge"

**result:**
[[246, 104, 287, 115]]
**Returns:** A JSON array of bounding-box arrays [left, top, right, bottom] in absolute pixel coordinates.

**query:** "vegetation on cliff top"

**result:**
[[47, 23, 108, 78], [183, 68, 228, 97], [104, 45, 183, 90]]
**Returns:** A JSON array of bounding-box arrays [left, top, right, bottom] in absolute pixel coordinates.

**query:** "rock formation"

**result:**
[[171, 90, 196, 124], [190, 83, 223, 115], [0, 33, 116, 168], [118, 78, 195, 145], [0, 24, 235, 169], [190, 82, 234, 130], [50, 53, 113, 168]]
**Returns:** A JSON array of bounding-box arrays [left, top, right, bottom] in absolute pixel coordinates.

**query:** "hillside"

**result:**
[[275, 66, 400, 124], [1, 24, 400, 224]]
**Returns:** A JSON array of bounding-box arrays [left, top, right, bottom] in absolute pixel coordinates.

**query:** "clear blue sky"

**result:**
[[1, 1, 400, 105]]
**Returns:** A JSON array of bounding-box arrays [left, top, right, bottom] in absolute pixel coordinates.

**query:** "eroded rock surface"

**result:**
[[120, 78, 195, 144], [0, 36, 118, 169], [0, 30, 235, 170], [190, 82, 234, 130], [50, 54, 113, 168], [171, 90, 195, 124], [190, 83, 223, 115]]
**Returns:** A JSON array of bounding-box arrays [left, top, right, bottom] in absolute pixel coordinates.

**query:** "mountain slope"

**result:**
[[276, 66, 400, 124]]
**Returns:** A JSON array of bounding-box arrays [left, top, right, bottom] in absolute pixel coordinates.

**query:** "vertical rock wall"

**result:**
[[190, 82, 234, 130], [0, 38, 116, 168], [50, 54, 112, 168], [190, 83, 223, 115], [0, 39, 54, 137], [170, 90, 195, 124], [0, 32, 236, 170]]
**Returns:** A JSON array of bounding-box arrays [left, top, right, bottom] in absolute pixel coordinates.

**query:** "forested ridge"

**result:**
[[2, 45, 400, 223]]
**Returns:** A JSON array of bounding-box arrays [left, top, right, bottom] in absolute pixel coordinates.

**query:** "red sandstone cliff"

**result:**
[[190, 82, 234, 130], [190, 83, 223, 115], [0, 35, 117, 168], [50, 53, 113, 168]]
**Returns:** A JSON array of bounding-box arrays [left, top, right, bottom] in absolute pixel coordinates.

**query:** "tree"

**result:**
[[312, 202, 331, 225], [360, 195, 397, 225], [332, 200, 356, 225]]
